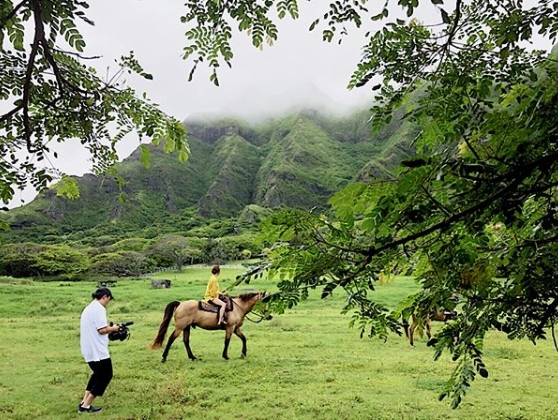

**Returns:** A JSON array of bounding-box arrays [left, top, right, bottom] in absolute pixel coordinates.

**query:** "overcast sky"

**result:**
[[82, 1, 377, 122], [84, 1, 373, 119], [10, 0, 383, 207]]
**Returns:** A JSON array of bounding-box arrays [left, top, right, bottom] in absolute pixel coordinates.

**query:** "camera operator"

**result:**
[[78, 287, 120, 414]]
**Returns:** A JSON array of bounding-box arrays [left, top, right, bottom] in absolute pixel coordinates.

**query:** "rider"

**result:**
[[204, 265, 227, 326]]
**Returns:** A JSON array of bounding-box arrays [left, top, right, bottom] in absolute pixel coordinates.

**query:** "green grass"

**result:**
[[0, 267, 556, 419]]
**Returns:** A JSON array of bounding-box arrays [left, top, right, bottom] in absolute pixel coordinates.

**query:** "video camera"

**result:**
[[108, 321, 134, 341]]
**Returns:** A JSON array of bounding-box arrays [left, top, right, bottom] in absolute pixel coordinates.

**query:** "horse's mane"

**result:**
[[232, 291, 261, 302]]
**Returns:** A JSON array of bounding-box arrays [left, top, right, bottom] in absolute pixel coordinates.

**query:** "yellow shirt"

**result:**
[[204, 275, 220, 300]]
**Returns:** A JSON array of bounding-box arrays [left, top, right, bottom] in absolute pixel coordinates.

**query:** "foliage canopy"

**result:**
[[0, 0, 188, 207], [185, 0, 558, 408], [3, 0, 558, 409]]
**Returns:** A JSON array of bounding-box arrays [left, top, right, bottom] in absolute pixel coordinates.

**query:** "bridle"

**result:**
[[231, 292, 271, 323], [245, 311, 269, 323]]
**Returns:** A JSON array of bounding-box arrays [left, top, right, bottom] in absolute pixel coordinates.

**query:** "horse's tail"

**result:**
[[149, 301, 181, 350]]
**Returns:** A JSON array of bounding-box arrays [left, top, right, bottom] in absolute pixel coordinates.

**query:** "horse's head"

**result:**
[[234, 291, 264, 301], [233, 291, 272, 319], [233, 291, 265, 309], [258, 291, 273, 320]]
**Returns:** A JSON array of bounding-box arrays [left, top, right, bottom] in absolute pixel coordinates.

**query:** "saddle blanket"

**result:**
[[198, 294, 233, 312]]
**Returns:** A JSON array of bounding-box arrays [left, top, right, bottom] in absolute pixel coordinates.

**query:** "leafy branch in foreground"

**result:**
[[0, 0, 188, 205], [225, 0, 558, 407]]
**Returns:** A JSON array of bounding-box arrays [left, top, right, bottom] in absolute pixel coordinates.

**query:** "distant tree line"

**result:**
[[0, 233, 261, 280]]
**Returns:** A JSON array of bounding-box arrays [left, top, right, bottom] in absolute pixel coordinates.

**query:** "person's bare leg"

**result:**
[[81, 393, 96, 408], [215, 298, 227, 325], [81, 390, 91, 405]]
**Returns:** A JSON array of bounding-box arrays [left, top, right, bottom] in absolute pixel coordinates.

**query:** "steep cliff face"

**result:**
[[254, 117, 355, 210], [197, 134, 261, 218], [2, 108, 416, 242]]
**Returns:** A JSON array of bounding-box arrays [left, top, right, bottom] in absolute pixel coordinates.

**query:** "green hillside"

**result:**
[[2, 107, 416, 245], [198, 134, 261, 218]]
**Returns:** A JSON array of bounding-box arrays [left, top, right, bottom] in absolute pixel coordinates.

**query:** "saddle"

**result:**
[[198, 294, 233, 313]]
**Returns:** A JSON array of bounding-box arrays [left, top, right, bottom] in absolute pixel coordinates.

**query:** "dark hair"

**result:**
[[211, 265, 220, 275], [92, 287, 114, 300]]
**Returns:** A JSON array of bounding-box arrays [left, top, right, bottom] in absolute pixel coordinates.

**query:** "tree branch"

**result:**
[[23, 0, 44, 152], [361, 150, 558, 261], [0, 0, 29, 29], [434, 0, 463, 74], [421, 185, 452, 217], [52, 48, 101, 60], [0, 105, 24, 123]]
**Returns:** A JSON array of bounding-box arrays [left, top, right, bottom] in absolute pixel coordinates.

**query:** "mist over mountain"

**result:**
[[187, 81, 371, 123]]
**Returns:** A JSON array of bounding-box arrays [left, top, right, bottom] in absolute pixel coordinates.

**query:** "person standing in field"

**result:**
[[78, 287, 120, 413], [204, 265, 227, 326]]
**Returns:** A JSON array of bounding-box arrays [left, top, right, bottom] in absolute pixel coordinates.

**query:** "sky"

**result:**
[[8, 0, 551, 207], [9, 0, 381, 207], [78, 1, 373, 121]]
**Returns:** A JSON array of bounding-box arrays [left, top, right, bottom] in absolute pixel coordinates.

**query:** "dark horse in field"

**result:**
[[149, 291, 267, 362]]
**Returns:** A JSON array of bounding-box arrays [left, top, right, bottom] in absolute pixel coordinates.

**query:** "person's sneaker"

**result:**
[[78, 405, 102, 413]]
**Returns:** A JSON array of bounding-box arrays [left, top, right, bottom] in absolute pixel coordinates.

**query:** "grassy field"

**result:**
[[0, 266, 556, 420]]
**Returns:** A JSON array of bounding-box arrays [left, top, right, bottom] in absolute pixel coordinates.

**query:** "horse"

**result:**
[[402, 308, 458, 347], [149, 291, 267, 362]]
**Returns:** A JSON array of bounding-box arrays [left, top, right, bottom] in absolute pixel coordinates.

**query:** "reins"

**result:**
[[245, 311, 268, 323]]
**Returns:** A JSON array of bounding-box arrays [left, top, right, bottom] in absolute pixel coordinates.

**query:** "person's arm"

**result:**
[[97, 324, 120, 335]]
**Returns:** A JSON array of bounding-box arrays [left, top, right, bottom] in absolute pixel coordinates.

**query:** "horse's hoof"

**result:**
[[161, 359, 166, 363]]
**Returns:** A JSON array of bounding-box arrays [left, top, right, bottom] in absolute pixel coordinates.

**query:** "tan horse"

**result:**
[[149, 292, 267, 362], [402, 308, 458, 347]]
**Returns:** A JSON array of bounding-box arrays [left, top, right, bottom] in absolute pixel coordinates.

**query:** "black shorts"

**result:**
[[86, 358, 113, 397]]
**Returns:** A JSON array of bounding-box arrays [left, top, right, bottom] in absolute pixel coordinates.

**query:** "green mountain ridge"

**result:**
[[2, 107, 415, 244]]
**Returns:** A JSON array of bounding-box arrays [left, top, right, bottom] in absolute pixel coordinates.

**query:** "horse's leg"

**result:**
[[222, 326, 234, 360], [425, 317, 432, 340], [402, 317, 410, 338], [408, 320, 417, 347], [182, 326, 196, 360], [161, 328, 181, 363], [234, 327, 248, 359]]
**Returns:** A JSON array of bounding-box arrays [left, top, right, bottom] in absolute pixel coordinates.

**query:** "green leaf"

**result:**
[[139, 145, 151, 169], [440, 8, 451, 24]]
